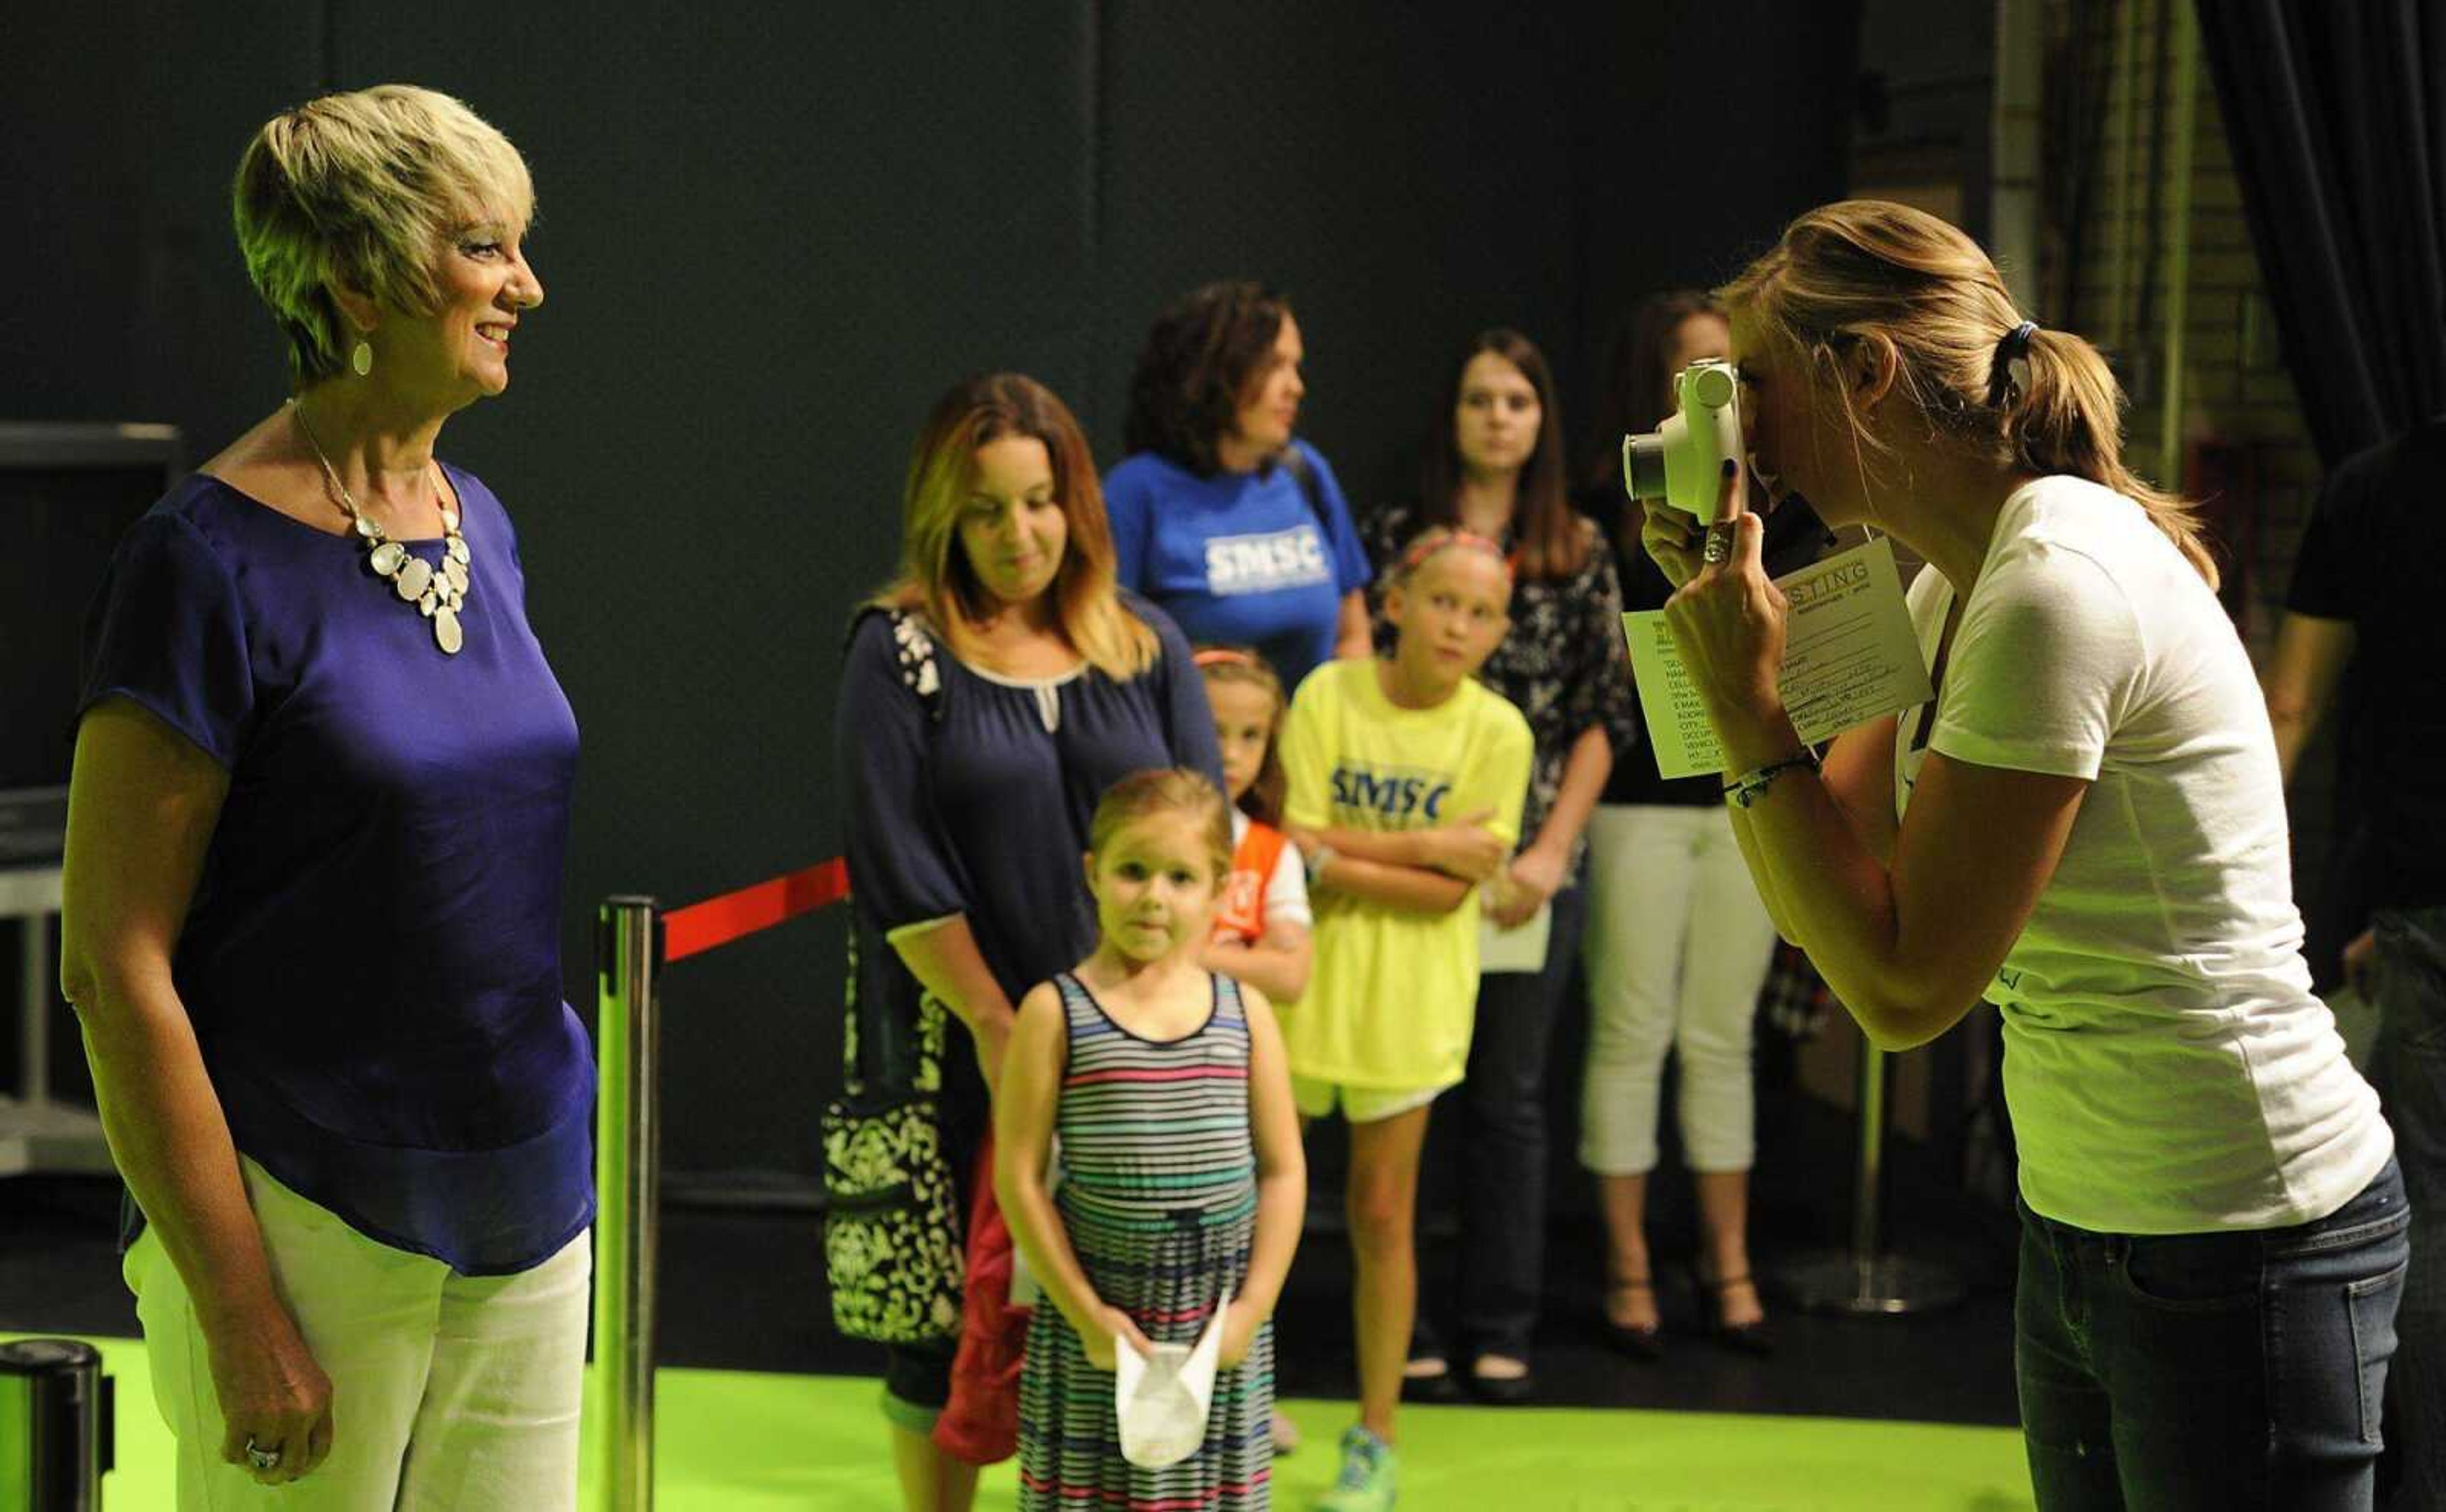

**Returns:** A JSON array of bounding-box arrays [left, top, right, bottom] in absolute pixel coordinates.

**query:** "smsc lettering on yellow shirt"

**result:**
[[1275, 659, 1533, 1090], [1324, 764, 1453, 824]]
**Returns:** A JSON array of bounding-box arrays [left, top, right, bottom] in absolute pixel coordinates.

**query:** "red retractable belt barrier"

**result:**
[[659, 857, 850, 963]]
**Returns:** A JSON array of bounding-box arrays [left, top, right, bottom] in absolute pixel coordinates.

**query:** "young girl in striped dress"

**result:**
[[998, 768, 1308, 1510]]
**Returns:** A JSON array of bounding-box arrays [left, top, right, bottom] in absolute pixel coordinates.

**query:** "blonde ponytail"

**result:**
[[1719, 200, 2219, 590], [2007, 327, 2220, 588]]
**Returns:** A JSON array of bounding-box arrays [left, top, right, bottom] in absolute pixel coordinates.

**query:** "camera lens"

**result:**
[[1621, 434, 1668, 500]]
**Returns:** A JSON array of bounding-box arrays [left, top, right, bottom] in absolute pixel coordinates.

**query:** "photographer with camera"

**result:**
[[1647, 200, 2401, 1510]]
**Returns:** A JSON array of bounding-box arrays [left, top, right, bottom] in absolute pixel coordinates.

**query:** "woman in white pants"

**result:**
[[1577, 292, 1834, 1356], [61, 87, 591, 1509]]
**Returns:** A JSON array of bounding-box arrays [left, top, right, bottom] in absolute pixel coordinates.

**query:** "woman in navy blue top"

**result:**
[[836, 373, 1220, 1510], [1105, 281, 1375, 692], [59, 87, 590, 1507]]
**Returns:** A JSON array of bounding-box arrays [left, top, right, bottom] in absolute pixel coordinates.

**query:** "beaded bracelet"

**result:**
[[1722, 752, 1820, 809]]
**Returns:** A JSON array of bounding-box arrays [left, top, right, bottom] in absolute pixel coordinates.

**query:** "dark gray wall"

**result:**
[[4, 1, 1859, 1178]]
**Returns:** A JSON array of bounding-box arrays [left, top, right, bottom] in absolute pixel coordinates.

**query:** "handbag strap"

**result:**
[[840, 607, 951, 1097]]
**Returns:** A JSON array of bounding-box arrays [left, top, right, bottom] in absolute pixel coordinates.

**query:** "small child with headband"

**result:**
[[1274, 527, 1532, 1511], [1194, 647, 1314, 1009], [1194, 645, 1316, 1463]]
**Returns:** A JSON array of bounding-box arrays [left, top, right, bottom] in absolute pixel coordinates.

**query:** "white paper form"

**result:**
[[1478, 902, 1551, 974], [1622, 536, 1934, 779]]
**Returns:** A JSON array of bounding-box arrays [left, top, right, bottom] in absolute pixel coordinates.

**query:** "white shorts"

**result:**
[[125, 1155, 590, 1511], [1289, 1073, 1450, 1125]]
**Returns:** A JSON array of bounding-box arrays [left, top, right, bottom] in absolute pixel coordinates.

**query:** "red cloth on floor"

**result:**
[[931, 1129, 1032, 1465]]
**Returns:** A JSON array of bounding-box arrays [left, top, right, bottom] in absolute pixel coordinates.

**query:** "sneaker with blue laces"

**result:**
[[1313, 1424, 1397, 1511]]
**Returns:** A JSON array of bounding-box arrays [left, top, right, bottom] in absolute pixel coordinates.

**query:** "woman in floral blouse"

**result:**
[[1361, 328, 1638, 1402]]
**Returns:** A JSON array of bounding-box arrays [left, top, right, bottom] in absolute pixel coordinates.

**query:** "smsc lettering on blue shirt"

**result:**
[[1103, 439, 1373, 691], [1329, 763, 1453, 823], [1204, 526, 1331, 596]]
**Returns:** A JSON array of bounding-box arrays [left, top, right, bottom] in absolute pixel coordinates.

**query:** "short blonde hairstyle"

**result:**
[[233, 84, 534, 387]]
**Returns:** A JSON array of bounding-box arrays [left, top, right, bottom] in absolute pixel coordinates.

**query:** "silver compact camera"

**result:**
[[1622, 358, 1743, 523]]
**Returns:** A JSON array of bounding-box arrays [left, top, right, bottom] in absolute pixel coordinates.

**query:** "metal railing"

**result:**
[[589, 861, 848, 1512], [592, 897, 660, 1511]]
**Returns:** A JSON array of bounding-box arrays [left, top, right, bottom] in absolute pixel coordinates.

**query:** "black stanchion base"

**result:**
[[1770, 1250, 1967, 1316]]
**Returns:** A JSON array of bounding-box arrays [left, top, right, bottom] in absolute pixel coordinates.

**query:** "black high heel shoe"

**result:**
[[1401, 1323, 1465, 1404], [1466, 1352, 1537, 1405], [1694, 1266, 1776, 1357], [1601, 1278, 1664, 1361]]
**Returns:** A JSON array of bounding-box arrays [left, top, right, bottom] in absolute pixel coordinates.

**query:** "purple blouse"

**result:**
[[78, 468, 592, 1274]]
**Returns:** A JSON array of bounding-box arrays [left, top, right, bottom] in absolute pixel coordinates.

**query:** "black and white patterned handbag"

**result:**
[[820, 957, 965, 1344], [822, 610, 965, 1345]]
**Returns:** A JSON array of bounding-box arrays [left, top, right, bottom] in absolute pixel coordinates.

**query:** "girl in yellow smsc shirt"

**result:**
[[1277, 528, 1531, 1512]]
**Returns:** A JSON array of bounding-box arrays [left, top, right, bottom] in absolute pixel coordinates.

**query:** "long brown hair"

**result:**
[[1579, 290, 1720, 496], [1717, 200, 2218, 587], [1417, 329, 1588, 579], [876, 373, 1159, 678]]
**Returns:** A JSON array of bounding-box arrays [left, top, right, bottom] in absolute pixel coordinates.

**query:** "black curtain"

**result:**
[[2196, 0, 2446, 464]]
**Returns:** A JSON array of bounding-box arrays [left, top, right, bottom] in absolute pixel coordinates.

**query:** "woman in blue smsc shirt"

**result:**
[[1105, 281, 1374, 692]]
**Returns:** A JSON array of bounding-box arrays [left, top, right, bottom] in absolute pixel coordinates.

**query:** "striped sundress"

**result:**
[[1018, 971, 1273, 1509]]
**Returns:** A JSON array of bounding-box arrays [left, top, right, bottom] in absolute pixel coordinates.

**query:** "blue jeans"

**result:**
[[2371, 905, 2446, 1511], [2015, 1159, 2409, 1510]]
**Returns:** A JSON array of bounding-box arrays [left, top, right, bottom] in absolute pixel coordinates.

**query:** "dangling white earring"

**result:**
[[350, 339, 373, 377]]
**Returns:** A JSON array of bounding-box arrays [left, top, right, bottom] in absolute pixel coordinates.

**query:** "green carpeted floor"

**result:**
[[17, 1335, 2035, 1509]]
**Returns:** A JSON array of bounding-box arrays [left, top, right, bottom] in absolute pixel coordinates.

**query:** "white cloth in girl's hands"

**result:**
[[1115, 1292, 1230, 1468]]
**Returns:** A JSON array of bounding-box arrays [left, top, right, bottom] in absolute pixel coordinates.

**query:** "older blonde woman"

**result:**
[[59, 85, 589, 1508]]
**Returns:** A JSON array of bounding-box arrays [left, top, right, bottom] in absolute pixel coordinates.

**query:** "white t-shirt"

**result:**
[[1894, 476, 2389, 1234]]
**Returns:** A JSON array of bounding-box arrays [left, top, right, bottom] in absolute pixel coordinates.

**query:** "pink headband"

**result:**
[[1399, 529, 1515, 580]]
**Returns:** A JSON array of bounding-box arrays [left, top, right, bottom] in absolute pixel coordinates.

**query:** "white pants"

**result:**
[[1579, 804, 1781, 1175], [126, 1156, 590, 1511]]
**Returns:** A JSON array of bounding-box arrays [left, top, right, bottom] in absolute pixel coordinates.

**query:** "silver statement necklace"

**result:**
[[291, 399, 472, 655]]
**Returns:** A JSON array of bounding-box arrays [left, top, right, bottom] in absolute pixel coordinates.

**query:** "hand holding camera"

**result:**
[[1625, 358, 1747, 589], [1626, 360, 1790, 726]]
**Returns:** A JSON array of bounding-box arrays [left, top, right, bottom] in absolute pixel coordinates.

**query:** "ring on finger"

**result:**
[[245, 1437, 283, 1472], [1702, 522, 1735, 564]]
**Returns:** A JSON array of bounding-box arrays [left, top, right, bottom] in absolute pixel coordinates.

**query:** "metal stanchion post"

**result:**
[[1771, 1039, 1965, 1315], [595, 897, 659, 1512], [22, 911, 48, 1108], [0, 1339, 112, 1511]]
